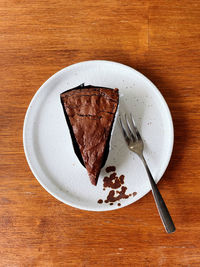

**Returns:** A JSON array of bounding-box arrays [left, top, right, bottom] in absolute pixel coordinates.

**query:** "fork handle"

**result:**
[[141, 156, 176, 234]]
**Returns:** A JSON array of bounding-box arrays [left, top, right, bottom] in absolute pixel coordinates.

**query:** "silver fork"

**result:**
[[119, 113, 175, 233]]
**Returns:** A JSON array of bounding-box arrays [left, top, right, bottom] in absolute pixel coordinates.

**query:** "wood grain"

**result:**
[[0, 0, 200, 266]]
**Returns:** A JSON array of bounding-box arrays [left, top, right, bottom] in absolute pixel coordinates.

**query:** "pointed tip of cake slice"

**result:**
[[89, 174, 98, 186]]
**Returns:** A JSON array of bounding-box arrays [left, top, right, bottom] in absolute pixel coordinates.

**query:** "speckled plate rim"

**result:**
[[23, 60, 174, 211]]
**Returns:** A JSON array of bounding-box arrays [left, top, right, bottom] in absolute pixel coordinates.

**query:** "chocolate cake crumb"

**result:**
[[103, 173, 124, 189], [105, 186, 129, 203], [105, 166, 116, 173], [100, 167, 137, 206]]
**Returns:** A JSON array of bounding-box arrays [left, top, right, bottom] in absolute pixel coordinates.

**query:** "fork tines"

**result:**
[[119, 113, 141, 142]]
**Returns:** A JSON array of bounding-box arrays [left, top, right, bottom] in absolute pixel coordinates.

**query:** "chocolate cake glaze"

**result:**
[[60, 84, 119, 185]]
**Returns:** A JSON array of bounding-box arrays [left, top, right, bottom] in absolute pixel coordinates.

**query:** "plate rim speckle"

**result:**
[[23, 60, 174, 211]]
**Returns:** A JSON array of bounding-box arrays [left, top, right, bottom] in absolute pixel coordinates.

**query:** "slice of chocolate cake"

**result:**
[[60, 84, 119, 185]]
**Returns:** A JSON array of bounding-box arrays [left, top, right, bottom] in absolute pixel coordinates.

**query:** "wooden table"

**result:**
[[1, 0, 200, 266]]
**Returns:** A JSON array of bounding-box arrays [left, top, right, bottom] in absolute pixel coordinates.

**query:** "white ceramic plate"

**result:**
[[23, 60, 173, 211]]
